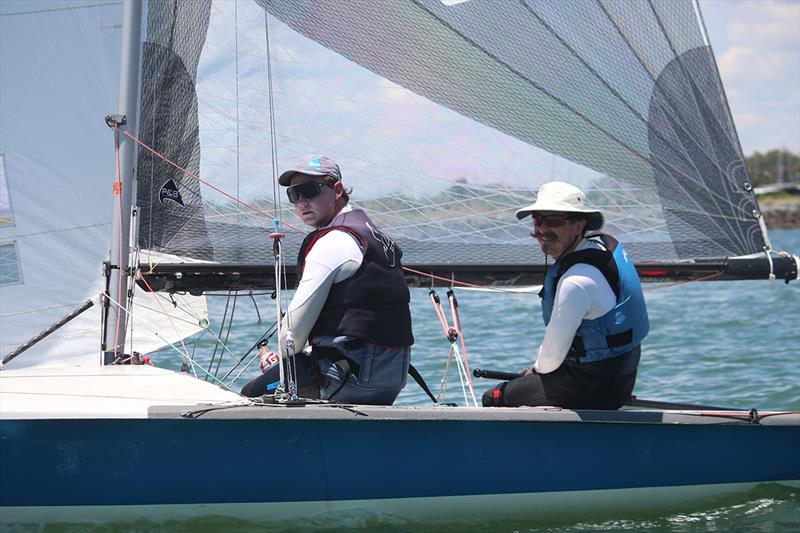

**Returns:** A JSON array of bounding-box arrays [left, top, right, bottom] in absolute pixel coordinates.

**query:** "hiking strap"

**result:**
[[409, 363, 438, 404]]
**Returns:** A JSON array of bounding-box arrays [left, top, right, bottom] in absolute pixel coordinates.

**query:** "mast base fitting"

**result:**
[[269, 233, 285, 239]]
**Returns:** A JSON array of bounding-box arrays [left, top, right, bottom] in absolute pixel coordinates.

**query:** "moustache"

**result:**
[[531, 231, 555, 240]]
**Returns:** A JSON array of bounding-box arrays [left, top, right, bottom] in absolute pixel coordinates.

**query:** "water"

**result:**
[[14, 230, 800, 532]]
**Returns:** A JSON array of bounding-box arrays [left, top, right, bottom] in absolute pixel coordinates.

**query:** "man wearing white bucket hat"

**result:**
[[483, 182, 649, 409]]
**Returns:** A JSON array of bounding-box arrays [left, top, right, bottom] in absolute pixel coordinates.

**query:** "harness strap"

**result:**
[[409, 363, 438, 404], [312, 342, 435, 404], [566, 329, 634, 362]]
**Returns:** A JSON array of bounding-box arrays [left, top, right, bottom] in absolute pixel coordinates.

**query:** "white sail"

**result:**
[[0, 1, 121, 367], [0, 1, 207, 369]]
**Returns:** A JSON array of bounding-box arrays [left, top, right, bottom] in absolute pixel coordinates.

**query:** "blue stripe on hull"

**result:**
[[2, 418, 798, 507]]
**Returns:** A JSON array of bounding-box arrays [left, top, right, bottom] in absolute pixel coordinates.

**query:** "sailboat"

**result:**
[[1, 0, 798, 525]]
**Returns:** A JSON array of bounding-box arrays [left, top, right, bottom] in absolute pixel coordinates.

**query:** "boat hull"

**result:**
[[2, 405, 799, 524]]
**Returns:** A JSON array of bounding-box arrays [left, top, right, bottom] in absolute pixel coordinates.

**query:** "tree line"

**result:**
[[746, 149, 800, 186]]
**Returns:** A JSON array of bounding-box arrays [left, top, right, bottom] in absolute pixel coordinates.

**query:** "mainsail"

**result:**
[[2, 0, 795, 366], [132, 0, 786, 290]]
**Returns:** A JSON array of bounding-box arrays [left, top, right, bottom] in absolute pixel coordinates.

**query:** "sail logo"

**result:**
[[159, 179, 186, 208], [366, 221, 396, 267]]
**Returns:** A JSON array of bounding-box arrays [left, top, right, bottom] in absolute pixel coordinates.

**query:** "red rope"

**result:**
[[402, 266, 491, 289], [428, 291, 455, 339], [116, 126, 305, 234], [448, 291, 475, 390]]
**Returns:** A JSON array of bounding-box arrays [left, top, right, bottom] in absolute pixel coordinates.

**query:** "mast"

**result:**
[[103, 0, 143, 364]]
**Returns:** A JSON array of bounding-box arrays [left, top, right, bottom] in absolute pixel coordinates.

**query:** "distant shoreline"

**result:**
[[759, 196, 799, 229]]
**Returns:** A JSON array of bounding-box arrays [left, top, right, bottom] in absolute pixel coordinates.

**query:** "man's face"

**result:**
[[530, 211, 586, 259], [289, 174, 339, 229]]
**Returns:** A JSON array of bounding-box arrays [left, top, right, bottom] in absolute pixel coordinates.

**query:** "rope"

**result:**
[[115, 127, 305, 233], [448, 290, 477, 405], [137, 275, 193, 364], [103, 292, 232, 388], [428, 290, 478, 407]]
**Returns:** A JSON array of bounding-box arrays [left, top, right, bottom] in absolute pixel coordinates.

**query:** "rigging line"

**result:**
[[116, 127, 306, 234], [131, 301, 205, 329], [641, 271, 723, 291], [403, 266, 531, 293], [408, 0, 652, 167], [125, 246, 141, 358], [438, 347, 453, 402], [214, 293, 238, 378], [207, 291, 233, 377], [137, 274, 192, 362], [225, 351, 261, 389], [249, 291, 263, 323], [263, 6, 281, 221], [219, 322, 279, 385], [111, 279, 247, 372], [0, 1, 120, 17], [448, 290, 477, 406], [450, 343, 471, 407], [235, 0, 241, 225], [429, 290, 475, 406]]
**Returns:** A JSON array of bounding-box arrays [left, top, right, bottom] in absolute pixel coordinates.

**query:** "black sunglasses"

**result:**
[[531, 214, 574, 227], [286, 181, 333, 204]]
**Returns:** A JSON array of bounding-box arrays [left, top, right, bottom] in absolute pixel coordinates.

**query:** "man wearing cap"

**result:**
[[483, 181, 649, 409], [241, 155, 414, 404]]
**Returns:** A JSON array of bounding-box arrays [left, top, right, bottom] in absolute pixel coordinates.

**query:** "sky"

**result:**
[[699, 0, 800, 155]]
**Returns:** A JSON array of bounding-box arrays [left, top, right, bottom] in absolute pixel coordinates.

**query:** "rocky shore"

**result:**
[[760, 197, 800, 229]]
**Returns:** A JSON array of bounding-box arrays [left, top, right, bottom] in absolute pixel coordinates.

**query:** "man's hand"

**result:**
[[521, 364, 536, 376]]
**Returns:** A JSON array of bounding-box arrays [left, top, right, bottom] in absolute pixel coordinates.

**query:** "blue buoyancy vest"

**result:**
[[297, 208, 414, 347], [541, 234, 648, 364]]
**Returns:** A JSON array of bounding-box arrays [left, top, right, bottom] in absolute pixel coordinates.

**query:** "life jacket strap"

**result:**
[[566, 328, 634, 363]]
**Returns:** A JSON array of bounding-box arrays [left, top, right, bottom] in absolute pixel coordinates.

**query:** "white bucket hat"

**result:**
[[514, 181, 604, 231]]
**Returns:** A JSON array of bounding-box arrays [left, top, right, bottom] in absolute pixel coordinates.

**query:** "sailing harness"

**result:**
[[306, 339, 437, 404]]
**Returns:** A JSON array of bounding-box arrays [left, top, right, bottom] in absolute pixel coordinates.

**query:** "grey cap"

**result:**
[[278, 154, 342, 186]]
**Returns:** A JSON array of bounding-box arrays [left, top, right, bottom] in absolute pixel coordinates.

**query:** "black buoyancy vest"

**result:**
[[297, 209, 414, 347]]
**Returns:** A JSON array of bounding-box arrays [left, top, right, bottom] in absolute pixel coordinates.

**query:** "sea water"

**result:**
[[11, 229, 799, 532]]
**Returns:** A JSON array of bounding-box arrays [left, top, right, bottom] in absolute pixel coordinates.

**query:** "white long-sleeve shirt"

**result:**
[[280, 205, 363, 356], [533, 246, 617, 374]]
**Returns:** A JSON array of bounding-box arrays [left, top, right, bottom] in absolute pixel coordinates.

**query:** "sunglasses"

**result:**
[[286, 181, 333, 204], [531, 214, 574, 227]]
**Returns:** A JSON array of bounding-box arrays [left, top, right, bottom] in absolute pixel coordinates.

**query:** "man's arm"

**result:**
[[279, 230, 363, 356], [532, 263, 616, 373]]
